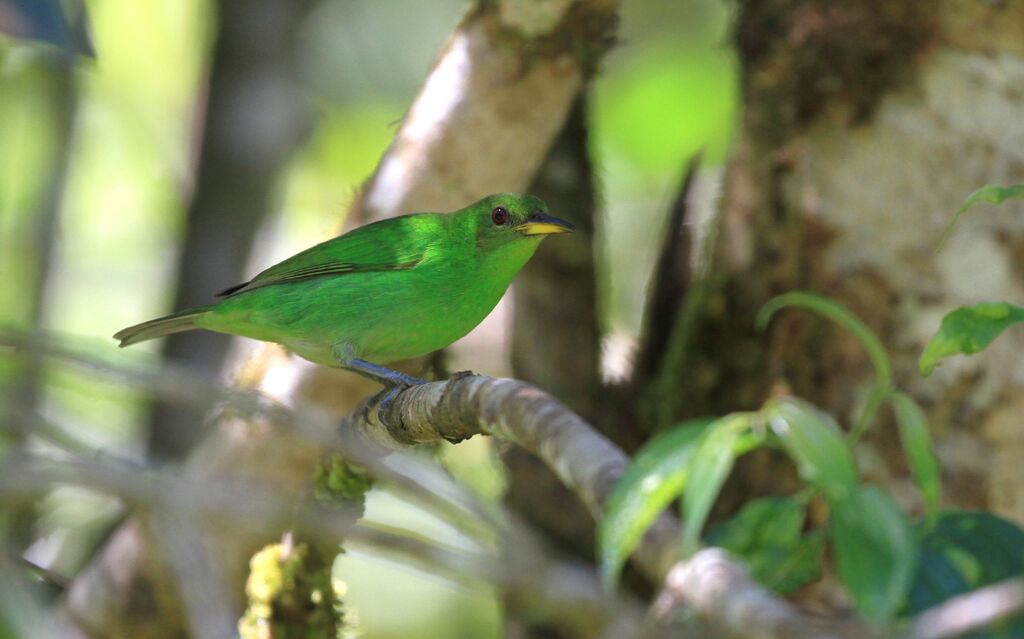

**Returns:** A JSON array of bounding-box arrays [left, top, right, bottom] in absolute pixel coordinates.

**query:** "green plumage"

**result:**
[[114, 194, 573, 384]]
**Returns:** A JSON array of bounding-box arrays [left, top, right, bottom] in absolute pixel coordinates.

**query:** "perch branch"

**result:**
[[344, 374, 860, 639], [346, 375, 679, 579]]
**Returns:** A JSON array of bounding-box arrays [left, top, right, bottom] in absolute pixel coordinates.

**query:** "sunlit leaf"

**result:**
[[905, 511, 1024, 637], [919, 302, 1024, 376], [766, 398, 858, 503], [889, 392, 940, 516], [940, 184, 1024, 248], [681, 414, 755, 555], [707, 496, 823, 594], [832, 486, 916, 621], [598, 418, 713, 589]]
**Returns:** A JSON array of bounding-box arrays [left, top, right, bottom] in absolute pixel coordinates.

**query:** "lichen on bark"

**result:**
[[239, 537, 353, 639]]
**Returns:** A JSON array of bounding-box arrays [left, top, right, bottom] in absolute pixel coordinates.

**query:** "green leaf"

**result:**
[[905, 511, 1024, 637], [831, 486, 917, 622], [766, 398, 858, 503], [681, 414, 754, 555], [707, 496, 823, 594], [940, 184, 1024, 248], [919, 302, 1024, 376], [889, 392, 940, 517], [598, 418, 713, 589], [921, 511, 1024, 588]]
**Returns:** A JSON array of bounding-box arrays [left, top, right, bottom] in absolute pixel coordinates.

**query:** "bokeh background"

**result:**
[[0, 1, 735, 636]]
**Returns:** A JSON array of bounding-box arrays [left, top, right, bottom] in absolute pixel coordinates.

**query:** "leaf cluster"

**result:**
[[601, 180, 1024, 633]]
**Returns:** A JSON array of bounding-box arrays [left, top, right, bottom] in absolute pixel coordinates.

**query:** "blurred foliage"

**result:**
[[594, 0, 737, 337], [706, 496, 824, 595], [597, 417, 711, 588], [922, 184, 1024, 377], [600, 297, 1021, 623], [940, 183, 1024, 249], [920, 301, 1024, 376], [907, 511, 1024, 638]]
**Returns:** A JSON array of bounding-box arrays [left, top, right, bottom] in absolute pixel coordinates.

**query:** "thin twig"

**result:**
[[151, 506, 237, 639], [0, 453, 651, 638]]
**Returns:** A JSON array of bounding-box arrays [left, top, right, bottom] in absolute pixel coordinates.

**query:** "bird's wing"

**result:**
[[218, 213, 441, 297]]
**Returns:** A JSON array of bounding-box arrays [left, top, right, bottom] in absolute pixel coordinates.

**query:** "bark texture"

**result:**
[[654, 0, 1024, 531]]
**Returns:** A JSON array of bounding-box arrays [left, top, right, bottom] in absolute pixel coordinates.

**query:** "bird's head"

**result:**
[[466, 193, 575, 253]]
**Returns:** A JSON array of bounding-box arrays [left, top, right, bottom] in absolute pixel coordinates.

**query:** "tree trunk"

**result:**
[[653, 1, 1024, 524], [147, 0, 313, 461]]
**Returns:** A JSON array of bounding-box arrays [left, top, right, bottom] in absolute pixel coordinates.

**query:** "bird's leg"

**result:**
[[341, 358, 427, 388], [332, 343, 426, 388], [343, 359, 427, 424], [333, 344, 427, 422]]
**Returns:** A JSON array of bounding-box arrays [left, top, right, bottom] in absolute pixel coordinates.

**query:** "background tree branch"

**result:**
[[148, 0, 314, 461]]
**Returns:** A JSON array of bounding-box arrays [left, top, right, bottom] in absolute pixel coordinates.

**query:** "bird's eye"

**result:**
[[491, 206, 509, 226]]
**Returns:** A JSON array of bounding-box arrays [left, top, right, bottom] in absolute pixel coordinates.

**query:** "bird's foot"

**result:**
[[371, 385, 405, 423], [339, 356, 427, 388]]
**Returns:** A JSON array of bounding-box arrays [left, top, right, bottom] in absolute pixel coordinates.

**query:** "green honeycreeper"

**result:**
[[114, 193, 574, 387]]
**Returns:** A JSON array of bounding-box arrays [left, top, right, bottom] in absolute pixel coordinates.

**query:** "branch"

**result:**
[[347, 375, 679, 579], [906, 577, 1024, 639], [354, 0, 619, 224], [344, 374, 863, 639], [652, 550, 870, 639], [0, 453, 650, 639], [4, 330, 877, 639]]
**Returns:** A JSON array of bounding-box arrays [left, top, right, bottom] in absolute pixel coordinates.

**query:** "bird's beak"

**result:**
[[514, 213, 576, 236]]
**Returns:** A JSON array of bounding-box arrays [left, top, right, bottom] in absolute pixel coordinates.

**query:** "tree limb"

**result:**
[[906, 577, 1024, 639], [343, 373, 867, 639], [652, 550, 870, 639]]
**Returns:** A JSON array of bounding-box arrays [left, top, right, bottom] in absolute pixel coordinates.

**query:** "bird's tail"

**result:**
[[113, 306, 213, 347]]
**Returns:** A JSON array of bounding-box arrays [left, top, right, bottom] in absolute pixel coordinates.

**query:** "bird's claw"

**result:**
[[373, 385, 404, 420]]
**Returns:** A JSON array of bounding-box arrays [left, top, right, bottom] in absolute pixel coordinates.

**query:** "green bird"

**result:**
[[114, 193, 574, 387]]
